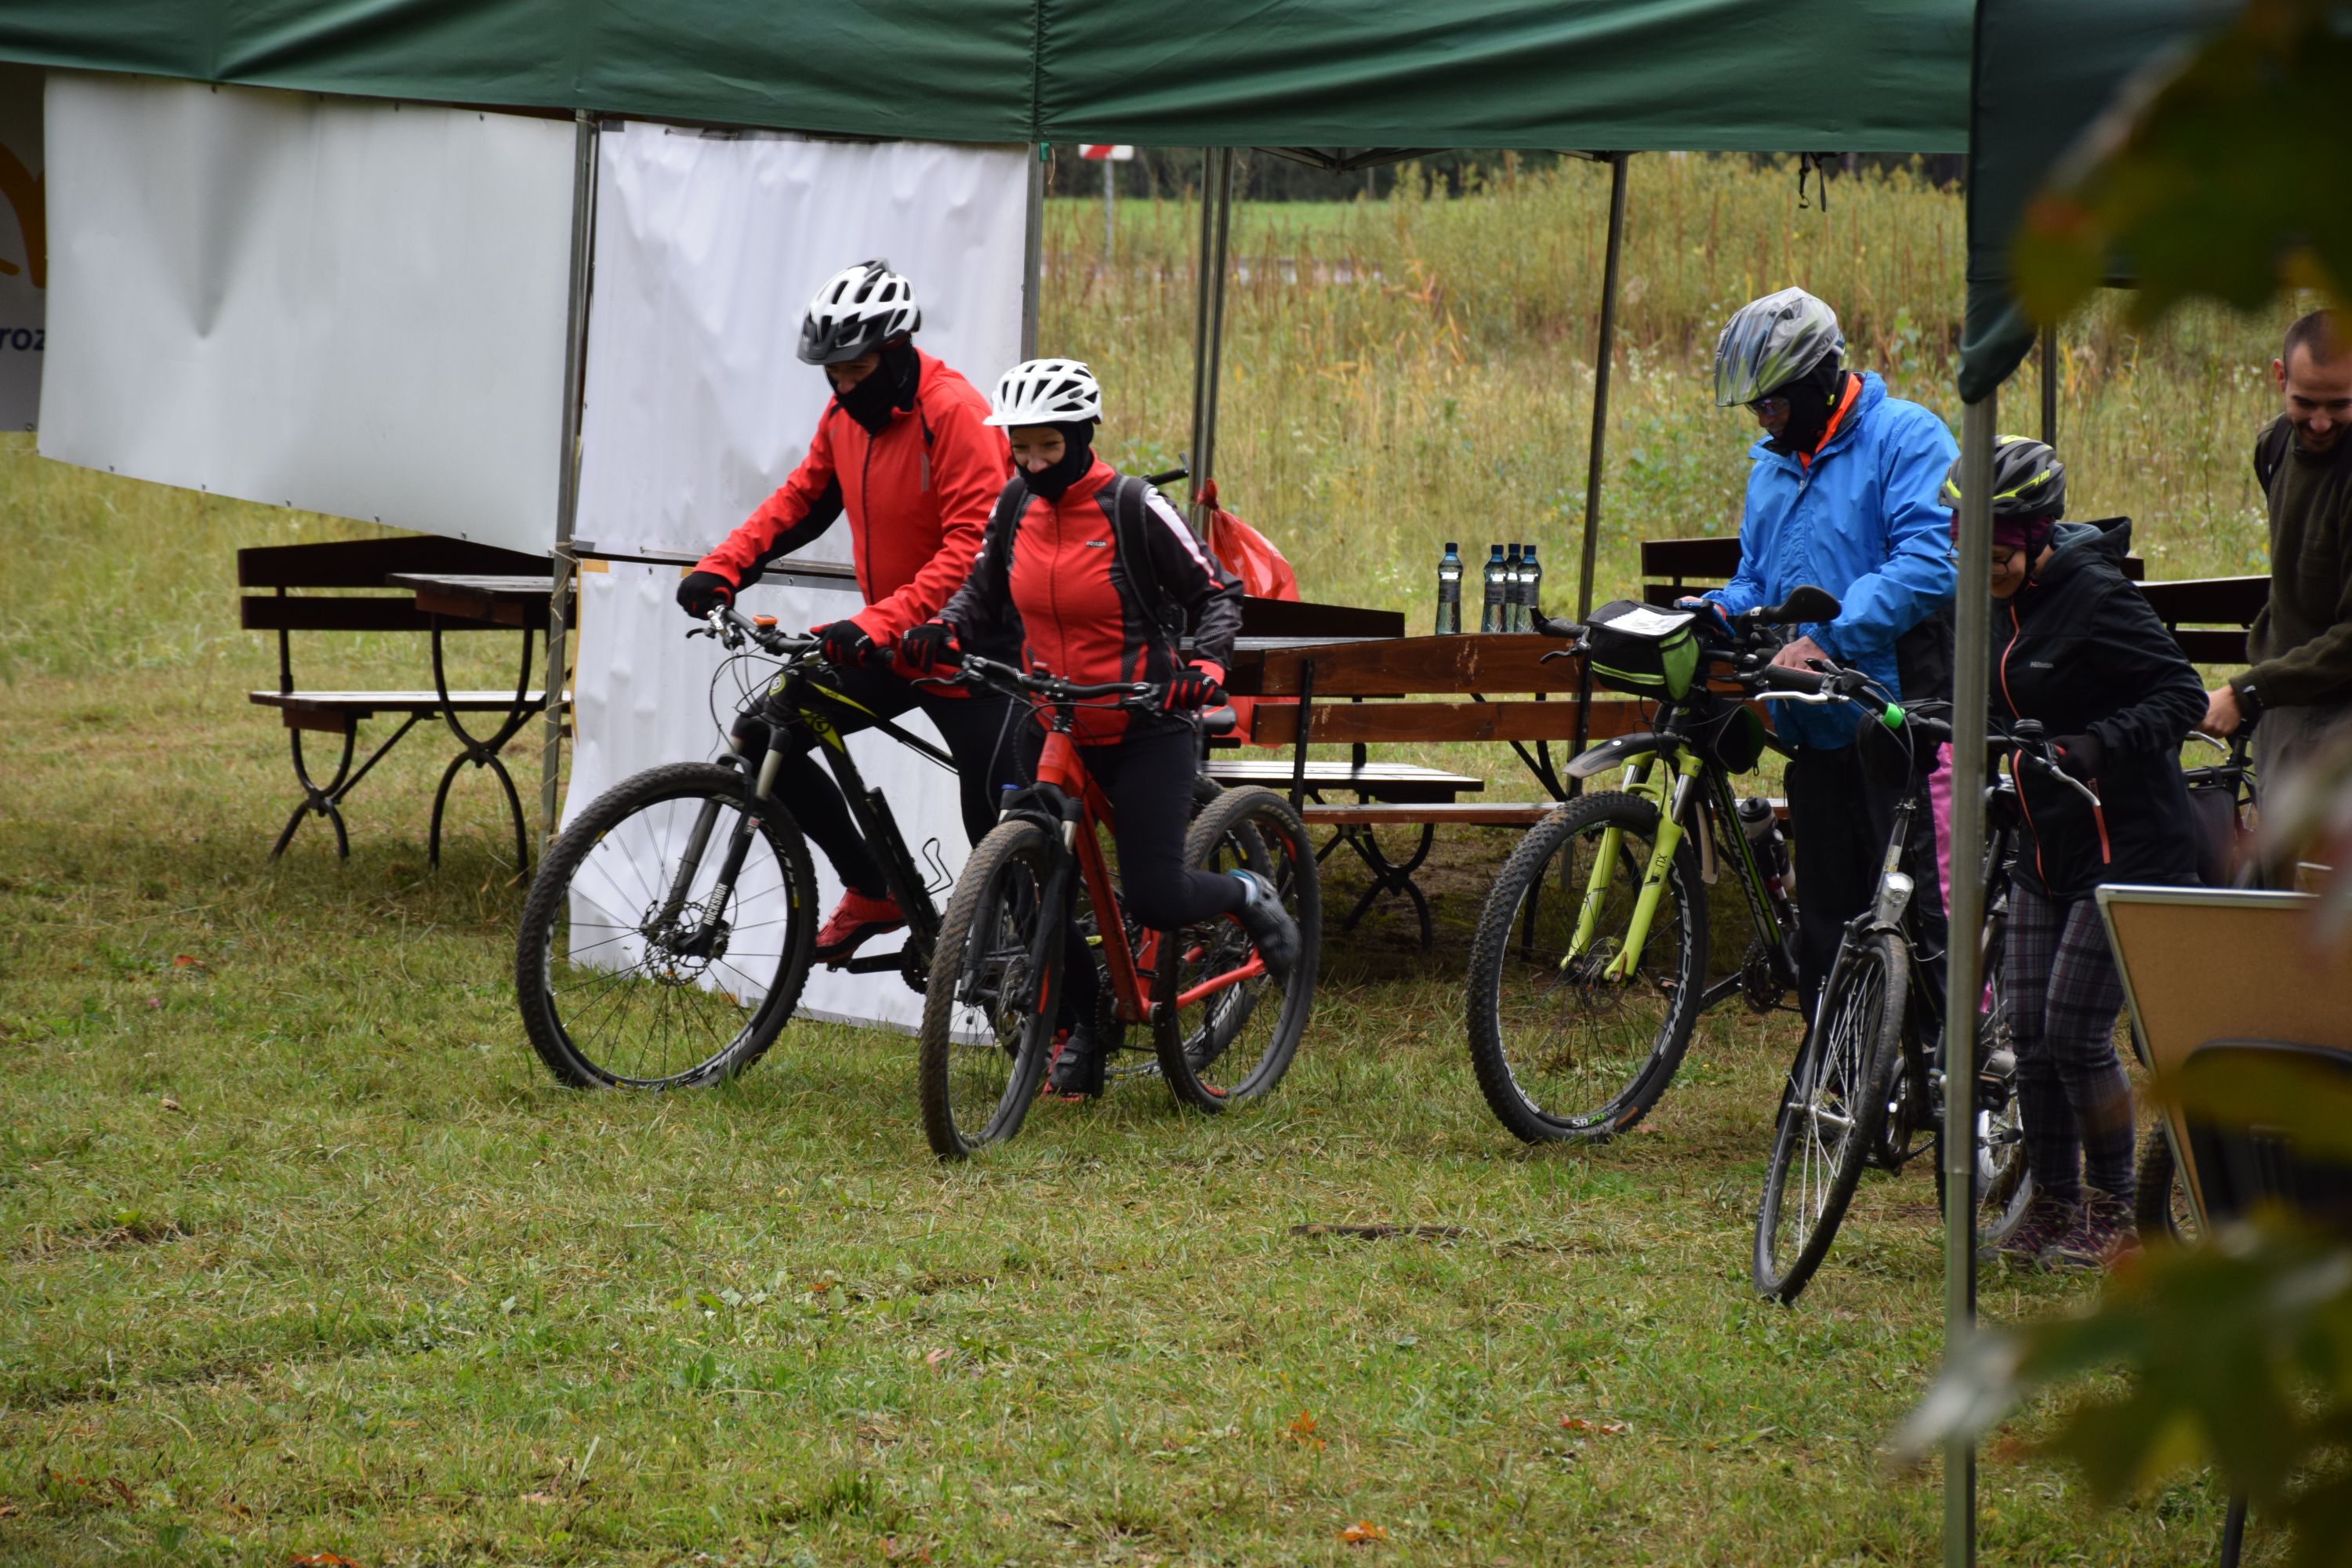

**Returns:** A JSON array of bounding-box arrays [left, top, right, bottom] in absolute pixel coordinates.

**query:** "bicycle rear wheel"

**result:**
[[1152, 787, 1320, 1112], [514, 762, 817, 1089], [917, 817, 1061, 1158], [1464, 791, 1708, 1143], [1755, 931, 1906, 1303]]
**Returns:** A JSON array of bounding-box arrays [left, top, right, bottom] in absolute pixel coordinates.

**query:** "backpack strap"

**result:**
[[1112, 474, 1189, 644], [2254, 416, 2293, 494]]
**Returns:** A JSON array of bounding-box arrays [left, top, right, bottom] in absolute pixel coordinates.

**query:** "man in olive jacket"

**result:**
[[2202, 310, 2352, 797]]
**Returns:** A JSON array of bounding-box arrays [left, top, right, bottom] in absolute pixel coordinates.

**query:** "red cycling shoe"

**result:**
[[814, 888, 906, 962]]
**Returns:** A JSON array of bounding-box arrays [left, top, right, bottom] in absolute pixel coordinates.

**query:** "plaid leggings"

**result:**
[[2002, 880, 2136, 1206]]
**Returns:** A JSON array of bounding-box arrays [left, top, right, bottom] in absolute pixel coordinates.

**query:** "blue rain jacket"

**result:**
[[1704, 372, 1958, 750]]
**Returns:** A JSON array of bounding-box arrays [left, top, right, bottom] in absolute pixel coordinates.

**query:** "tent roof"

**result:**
[[1, 1, 1973, 153], [1958, 0, 2230, 402]]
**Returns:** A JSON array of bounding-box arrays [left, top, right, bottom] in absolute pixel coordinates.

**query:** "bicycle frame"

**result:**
[[1558, 727, 1797, 1003]]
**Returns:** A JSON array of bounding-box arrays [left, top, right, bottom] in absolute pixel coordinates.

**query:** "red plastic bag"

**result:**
[[1196, 481, 1298, 745]]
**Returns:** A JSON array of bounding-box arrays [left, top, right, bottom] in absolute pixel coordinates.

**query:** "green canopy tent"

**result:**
[[1940, 5, 2228, 1564]]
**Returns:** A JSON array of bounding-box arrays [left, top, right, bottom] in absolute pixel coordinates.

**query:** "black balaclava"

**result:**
[[834, 339, 921, 435], [1764, 355, 1850, 458], [1019, 419, 1098, 502]]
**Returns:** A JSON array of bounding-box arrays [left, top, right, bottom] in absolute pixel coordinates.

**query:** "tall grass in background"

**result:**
[[1050, 153, 2295, 619], [0, 155, 2300, 682]]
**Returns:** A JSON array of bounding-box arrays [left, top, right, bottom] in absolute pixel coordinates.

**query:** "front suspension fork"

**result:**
[[1566, 751, 1698, 982]]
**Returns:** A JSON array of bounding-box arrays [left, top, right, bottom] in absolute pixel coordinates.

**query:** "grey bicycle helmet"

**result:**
[[797, 259, 922, 365], [1939, 434, 2067, 521], [1713, 287, 1846, 407]]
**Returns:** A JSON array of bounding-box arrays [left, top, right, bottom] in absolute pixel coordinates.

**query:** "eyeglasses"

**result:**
[[1746, 395, 1791, 422]]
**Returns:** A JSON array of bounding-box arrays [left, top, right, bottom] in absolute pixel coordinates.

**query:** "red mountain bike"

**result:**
[[916, 655, 1319, 1158]]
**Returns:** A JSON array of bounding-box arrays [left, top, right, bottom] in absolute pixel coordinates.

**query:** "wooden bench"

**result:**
[[2136, 575, 2266, 667], [240, 536, 567, 866], [1222, 633, 1655, 944]]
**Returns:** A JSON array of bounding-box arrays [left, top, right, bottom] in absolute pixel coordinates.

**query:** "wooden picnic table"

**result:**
[[1221, 631, 1650, 944]]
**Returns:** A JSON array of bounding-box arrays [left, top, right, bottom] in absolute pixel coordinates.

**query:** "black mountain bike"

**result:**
[[514, 606, 959, 1090], [1754, 679, 2063, 1303]]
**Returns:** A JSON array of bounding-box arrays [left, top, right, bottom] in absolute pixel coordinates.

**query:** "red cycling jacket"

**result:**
[[691, 350, 1009, 687], [937, 459, 1242, 742]]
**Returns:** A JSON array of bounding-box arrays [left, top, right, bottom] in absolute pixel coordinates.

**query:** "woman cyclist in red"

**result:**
[[902, 358, 1301, 1097]]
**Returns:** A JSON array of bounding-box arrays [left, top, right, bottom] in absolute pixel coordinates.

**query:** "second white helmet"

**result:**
[[985, 358, 1103, 426]]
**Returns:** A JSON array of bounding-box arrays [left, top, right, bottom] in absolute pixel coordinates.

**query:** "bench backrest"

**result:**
[[1639, 526, 2151, 607], [239, 536, 550, 634]]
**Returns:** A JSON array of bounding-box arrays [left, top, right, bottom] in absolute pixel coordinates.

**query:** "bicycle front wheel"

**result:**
[[917, 817, 1061, 1159], [1464, 790, 1708, 1143], [1152, 786, 1321, 1112], [2133, 1127, 2201, 1244], [514, 762, 818, 1090], [1755, 931, 1906, 1303]]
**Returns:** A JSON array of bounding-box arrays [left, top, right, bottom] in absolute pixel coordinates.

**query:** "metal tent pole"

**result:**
[[1575, 152, 1630, 619], [1104, 155, 1116, 261], [541, 108, 599, 851], [1188, 147, 1235, 535], [1022, 145, 1046, 359], [2039, 325, 2058, 447], [1943, 390, 1998, 1568]]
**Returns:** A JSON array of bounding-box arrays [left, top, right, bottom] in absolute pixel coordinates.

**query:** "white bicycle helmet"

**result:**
[[1712, 287, 1845, 407], [797, 259, 921, 365], [985, 358, 1104, 426]]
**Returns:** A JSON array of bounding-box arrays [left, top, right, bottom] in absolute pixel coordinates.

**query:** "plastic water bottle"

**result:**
[[1434, 542, 1463, 635], [1736, 795, 1788, 884], [1502, 544, 1524, 632], [1519, 544, 1543, 628], [1480, 544, 1507, 633]]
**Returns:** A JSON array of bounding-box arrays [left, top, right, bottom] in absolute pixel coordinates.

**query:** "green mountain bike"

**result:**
[[1463, 588, 1839, 1144]]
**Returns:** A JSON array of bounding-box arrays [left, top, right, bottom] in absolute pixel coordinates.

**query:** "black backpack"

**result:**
[[996, 473, 1191, 645]]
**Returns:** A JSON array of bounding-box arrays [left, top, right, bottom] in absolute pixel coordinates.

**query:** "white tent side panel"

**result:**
[[572, 123, 1029, 563], [37, 77, 573, 553]]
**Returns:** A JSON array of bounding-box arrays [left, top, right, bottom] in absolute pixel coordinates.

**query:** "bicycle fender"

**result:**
[[1563, 731, 1661, 782]]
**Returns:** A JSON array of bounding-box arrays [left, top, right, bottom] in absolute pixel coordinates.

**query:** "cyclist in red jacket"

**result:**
[[676, 260, 1018, 963], [902, 358, 1301, 1097]]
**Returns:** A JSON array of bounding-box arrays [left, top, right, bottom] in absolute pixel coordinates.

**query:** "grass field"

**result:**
[[0, 158, 2291, 1564]]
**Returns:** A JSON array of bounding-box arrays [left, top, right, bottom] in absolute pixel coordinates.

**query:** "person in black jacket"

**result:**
[[1945, 437, 2206, 1272]]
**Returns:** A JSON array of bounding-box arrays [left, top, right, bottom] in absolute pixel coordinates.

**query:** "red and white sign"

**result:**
[[1078, 144, 1134, 162]]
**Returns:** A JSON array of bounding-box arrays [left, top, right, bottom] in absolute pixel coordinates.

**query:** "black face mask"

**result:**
[[833, 340, 920, 435], [1018, 421, 1097, 502], [1765, 361, 1849, 458]]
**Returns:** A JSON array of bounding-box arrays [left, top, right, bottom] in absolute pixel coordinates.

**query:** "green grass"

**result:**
[[0, 156, 2287, 1563]]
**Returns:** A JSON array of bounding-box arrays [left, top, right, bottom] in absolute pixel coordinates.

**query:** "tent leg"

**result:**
[[1188, 147, 1235, 535], [1574, 152, 1630, 620], [543, 109, 598, 851], [1022, 145, 1046, 360], [2039, 325, 2059, 447], [1943, 390, 1998, 1568]]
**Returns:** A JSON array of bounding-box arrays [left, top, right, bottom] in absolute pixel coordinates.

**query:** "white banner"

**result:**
[[572, 123, 1029, 562], [0, 64, 42, 433], [38, 78, 574, 553], [568, 562, 981, 1033]]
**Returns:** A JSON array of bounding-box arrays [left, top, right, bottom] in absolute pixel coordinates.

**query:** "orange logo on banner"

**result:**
[[0, 138, 42, 289]]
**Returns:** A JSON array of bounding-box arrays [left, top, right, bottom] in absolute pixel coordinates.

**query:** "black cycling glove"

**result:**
[[677, 571, 734, 619], [2051, 731, 2104, 781], [815, 619, 883, 670], [900, 622, 960, 672], [1165, 662, 1228, 713]]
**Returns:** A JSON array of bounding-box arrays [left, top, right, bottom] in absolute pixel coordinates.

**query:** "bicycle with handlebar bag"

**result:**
[[1461, 588, 1846, 1145], [1751, 670, 2068, 1303], [513, 605, 963, 1090], [916, 654, 1319, 1159]]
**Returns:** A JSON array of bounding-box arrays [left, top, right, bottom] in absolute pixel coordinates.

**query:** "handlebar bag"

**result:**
[[1585, 600, 1702, 701]]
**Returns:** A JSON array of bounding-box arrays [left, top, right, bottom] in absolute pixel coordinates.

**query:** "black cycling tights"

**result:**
[[1018, 721, 1246, 1025], [731, 666, 1022, 898]]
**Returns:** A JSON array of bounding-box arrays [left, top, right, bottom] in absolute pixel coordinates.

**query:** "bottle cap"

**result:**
[[1444, 541, 1457, 553]]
